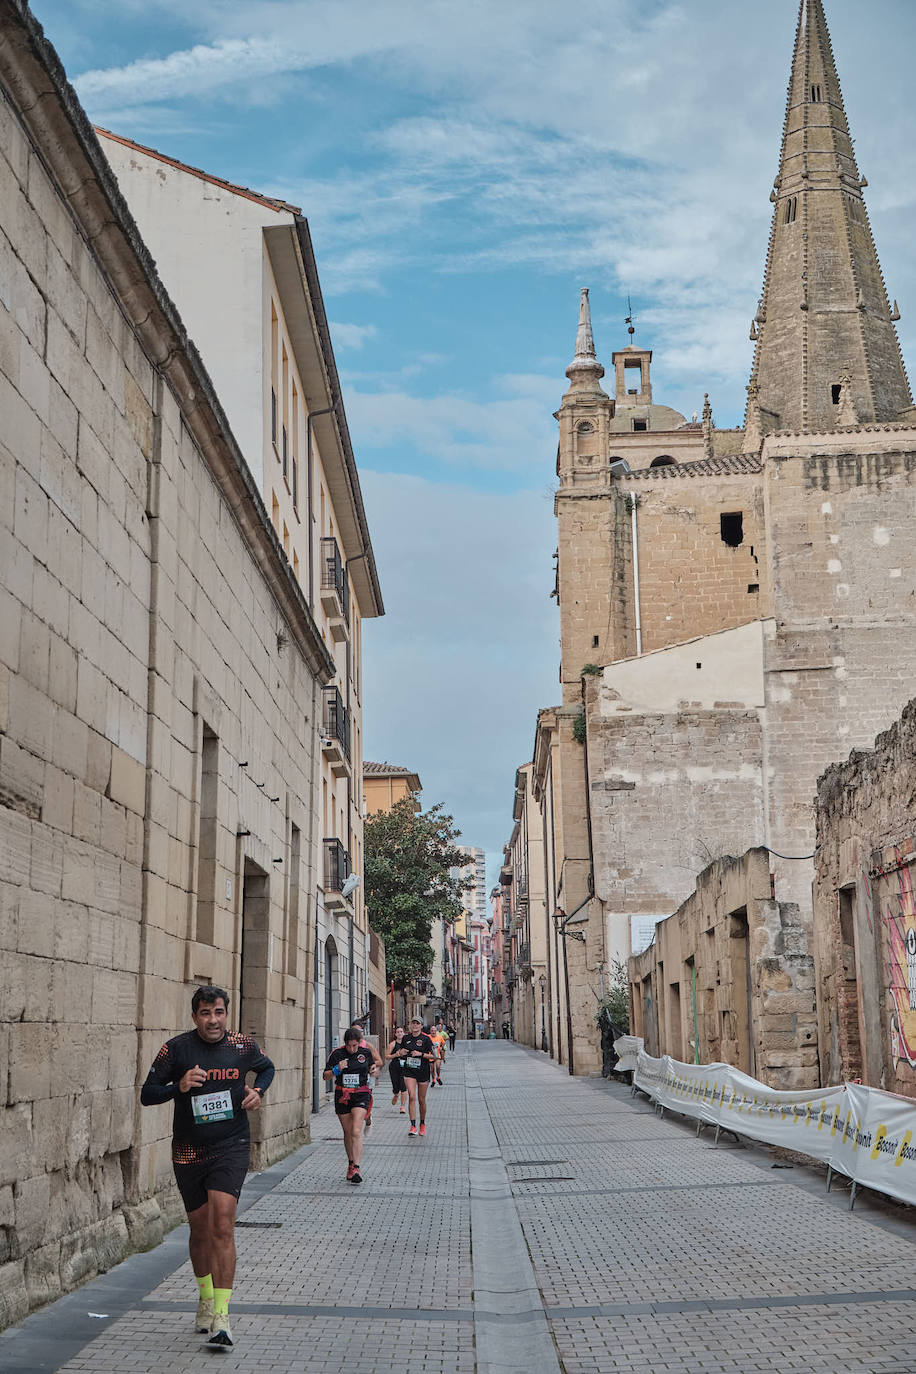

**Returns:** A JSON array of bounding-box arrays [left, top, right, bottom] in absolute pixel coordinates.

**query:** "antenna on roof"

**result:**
[[625, 296, 636, 343]]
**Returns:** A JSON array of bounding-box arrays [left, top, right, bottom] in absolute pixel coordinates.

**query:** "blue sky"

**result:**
[[33, 0, 916, 882]]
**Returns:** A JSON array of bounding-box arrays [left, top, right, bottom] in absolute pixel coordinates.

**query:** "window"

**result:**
[[784, 196, 798, 225], [271, 387, 278, 447], [633, 418, 647, 432], [271, 491, 280, 532], [292, 455, 299, 511], [831, 383, 842, 405], [811, 83, 822, 102], [720, 511, 744, 547], [577, 420, 594, 434], [650, 455, 675, 468], [283, 522, 290, 556], [282, 424, 288, 481], [625, 360, 641, 395]]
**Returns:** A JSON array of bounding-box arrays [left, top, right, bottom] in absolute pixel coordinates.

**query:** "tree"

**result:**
[[363, 798, 469, 988]]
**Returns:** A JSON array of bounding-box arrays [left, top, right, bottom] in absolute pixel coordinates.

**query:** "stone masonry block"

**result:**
[[7, 1023, 53, 1104], [13, 1172, 50, 1256], [108, 746, 145, 816], [0, 1107, 32, 1188], [0, 737, 44, 817], [29, 827, 63, 897]]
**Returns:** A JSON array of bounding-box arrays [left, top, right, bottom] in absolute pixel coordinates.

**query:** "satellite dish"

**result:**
[[341, 872, 360, 899]]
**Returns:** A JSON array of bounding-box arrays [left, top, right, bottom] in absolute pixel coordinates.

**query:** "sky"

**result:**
[[32, 0, 916, 884]]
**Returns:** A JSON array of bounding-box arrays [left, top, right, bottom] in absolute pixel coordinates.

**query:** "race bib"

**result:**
[[406, 1056, 421, 1069], [192, 1088, 233, 1123], [342, 1073, 360, 1089]]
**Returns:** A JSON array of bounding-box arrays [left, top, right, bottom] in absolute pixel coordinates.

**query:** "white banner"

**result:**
[[620, 1041, 916, 1209]]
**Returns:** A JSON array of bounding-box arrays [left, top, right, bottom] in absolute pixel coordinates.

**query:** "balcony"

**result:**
[[320, 537, 349, 641], [323, 837, 353, 913], [321, 686, 351, 777]]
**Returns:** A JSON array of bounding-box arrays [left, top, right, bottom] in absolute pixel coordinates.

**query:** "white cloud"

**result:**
[[328, 321, 377, 350], [344, 373, 560, 475], [360, 471, 558, 857]]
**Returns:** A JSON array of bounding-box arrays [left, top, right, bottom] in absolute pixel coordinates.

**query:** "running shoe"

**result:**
[[391, 1093, 398, 1105], [346, 1162, 356, 1181], [349, 1168, 363, 1184], [195, 1297, 214, 1333], [408, 1124, 418, 1136], [419, 1123, 427, 1137], [399, 1106, 406, 1114], [208, 1319, 233, 1349]]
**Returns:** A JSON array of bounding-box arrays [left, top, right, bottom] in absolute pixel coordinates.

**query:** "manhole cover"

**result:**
[[235, 1220, 282, 1228]]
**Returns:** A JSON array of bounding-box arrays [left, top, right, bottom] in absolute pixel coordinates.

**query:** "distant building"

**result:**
[[361, 761, 422, 1031], [363, 761, 422, 815]]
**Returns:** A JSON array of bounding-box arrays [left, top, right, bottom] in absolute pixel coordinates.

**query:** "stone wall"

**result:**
[[0, 7, 332, 1326], [813, 699, 916, 1098], [630, 850, 818, 1089]]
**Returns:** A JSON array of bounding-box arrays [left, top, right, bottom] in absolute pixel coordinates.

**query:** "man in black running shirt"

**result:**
[[141, 985, 274, 1349]]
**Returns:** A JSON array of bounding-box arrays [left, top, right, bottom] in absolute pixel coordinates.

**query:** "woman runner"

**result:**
[[324, 1026, 382, 1183], [387, 1025, 408, 1112], [398, 1017, 435, 1136]]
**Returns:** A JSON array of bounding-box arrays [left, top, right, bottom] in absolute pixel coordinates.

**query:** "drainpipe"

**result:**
[[306, 402, 337, 610], [630, 493, 642, 656]]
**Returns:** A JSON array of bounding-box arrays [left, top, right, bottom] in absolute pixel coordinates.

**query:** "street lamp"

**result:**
[[538, 973, 547, 1052]]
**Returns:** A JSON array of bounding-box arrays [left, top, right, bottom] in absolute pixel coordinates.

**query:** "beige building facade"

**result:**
[[0, 3, 379, 1325], [525, 0, 916, 1077], [95, 129, 384, 1112]]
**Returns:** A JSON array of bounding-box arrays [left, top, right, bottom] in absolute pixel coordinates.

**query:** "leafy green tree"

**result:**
[[364, 798, 469, 988]]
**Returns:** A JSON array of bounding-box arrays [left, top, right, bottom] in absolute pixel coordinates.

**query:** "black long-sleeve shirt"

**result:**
[[141, 1028, 274, 1163]]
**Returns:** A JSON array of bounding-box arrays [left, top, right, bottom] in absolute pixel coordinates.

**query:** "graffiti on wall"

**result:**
[[881, 842, 916, 1070]]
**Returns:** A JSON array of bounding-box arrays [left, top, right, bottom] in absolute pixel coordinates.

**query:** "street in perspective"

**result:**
[[4, 1042, 916, 1373], [2, 0, 916, 1370]]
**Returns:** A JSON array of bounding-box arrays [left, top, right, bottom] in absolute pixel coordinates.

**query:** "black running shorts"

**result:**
[[335, 1089, 372, 1116], [173, 1141, 250, 1213]]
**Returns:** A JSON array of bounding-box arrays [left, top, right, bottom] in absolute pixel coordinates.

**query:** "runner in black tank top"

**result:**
[[398, 1016, 435, 1136], [324, 1026, 383, 1183]]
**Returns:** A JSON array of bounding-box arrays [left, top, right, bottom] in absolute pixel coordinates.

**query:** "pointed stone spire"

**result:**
[[702, 393, 714, 458], [565, 287, 606, 390], [745, 0, 912, 437]]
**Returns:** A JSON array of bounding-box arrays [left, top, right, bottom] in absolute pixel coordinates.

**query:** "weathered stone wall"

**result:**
[[623, 468, 767, 654], [814, 699, 916, 1098], [630, 850, 818, 1089], [0, 12, 331, 1326]]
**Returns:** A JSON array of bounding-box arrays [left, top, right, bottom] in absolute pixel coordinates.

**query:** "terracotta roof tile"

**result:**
[[624, 454, 762, 480]]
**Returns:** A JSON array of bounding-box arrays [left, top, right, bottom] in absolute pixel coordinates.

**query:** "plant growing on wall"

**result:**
[[364, 797, 469, 989], [572, 712, 587, 744], [594, 958, 630, 1031]]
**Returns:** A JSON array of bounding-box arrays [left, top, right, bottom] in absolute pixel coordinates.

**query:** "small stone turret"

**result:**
[[557, 288, 612, 487]]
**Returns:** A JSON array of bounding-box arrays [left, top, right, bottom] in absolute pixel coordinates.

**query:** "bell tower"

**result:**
[[746, 0, 912, 439]]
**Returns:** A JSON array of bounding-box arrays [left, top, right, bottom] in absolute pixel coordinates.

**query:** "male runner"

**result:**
[[324, 1025, 382, 1182], [140, 985, 274, 1349], [397, 1017, 435, 1136]]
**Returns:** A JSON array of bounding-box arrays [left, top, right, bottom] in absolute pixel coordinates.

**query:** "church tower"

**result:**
[[746, 0, 912, 438], [556, 288, 613, 489]]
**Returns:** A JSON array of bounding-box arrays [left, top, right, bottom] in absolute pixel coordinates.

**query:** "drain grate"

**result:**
[[509, 1160, 568, 1167], [235, 1220, 282, 1228], [512, 1176, 575, 1184]]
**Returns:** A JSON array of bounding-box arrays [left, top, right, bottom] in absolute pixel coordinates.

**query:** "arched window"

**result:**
[[577, 420, 594, 434], [650, 455, 675, 468]]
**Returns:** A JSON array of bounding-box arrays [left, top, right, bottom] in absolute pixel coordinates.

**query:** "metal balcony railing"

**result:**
[[321, 537, 349, 621], [322, 686, 351, 761], [323, 837, 351, 893]]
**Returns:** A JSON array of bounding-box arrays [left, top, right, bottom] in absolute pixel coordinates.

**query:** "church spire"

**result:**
[[565, 287, 606, 391], [745, 0, 911, 438]]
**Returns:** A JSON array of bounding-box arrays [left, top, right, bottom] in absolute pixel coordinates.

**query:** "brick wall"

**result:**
[[0, 21, 329, 1325]]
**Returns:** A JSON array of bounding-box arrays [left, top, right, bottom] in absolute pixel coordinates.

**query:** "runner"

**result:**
[[387, 1025, 408, 1112], [324, 1026, 382, 1183], [429, 1024, 446, 1085], [140, 985, 274, 1350], [446, 1021, 457, 1052], [397, 1016, 435, 1136], [357, 1025, 375, 1134]]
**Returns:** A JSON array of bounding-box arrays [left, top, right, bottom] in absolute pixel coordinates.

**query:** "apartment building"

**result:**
[[97, 132, 383, 1105]]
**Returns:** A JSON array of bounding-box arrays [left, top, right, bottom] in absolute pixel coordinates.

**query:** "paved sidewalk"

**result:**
[[2, 1042, 916, 1371]]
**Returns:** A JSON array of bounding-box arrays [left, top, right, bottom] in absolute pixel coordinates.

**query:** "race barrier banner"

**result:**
[[613, 1037, 916, 1209]]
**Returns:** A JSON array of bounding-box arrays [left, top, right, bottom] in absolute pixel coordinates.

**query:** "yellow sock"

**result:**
[[195, 1274, 214, 1301], [213, 1287, 232, 1317]]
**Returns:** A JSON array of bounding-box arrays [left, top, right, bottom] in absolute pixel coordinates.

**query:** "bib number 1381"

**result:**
[[192, 1088, 234, 1123]]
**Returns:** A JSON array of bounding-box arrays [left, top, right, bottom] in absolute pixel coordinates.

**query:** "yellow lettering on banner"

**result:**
[[792, 1104, 801, 1125], [831, 1107, 842, 1137], [871, 1125, 888, 1161], [895, 1131, 913, 1167], [817, 1101, 826, 1131], [852, 1119, 860, 1153]]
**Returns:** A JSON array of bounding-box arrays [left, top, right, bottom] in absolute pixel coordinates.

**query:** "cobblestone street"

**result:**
[[3, 1042, 916, 1373]]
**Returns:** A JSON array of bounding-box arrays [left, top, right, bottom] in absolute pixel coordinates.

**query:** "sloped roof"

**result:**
[[624, 454, 762, 481]]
